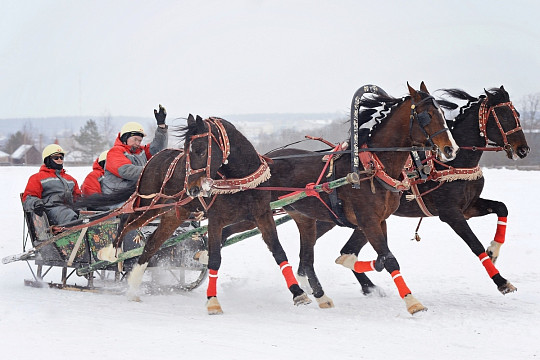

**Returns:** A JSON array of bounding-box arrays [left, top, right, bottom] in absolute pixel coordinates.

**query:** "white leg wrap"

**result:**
[[126, 262, 148, 301], [194, 250, 209, 265], [486, 241, 503, 265], [97, 244, 122, 262], [335, 254, 358, 270]]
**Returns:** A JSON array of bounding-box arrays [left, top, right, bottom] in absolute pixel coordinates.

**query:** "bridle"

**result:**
[[477, 97, 522, 152], [409, 95, 449, 148], [184, 117, 230, 191]]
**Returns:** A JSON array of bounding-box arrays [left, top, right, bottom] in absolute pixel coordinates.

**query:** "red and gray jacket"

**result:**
[[81, 158, 105, 196], [102, 126, 168, 194], [22, 165, 82, 211]]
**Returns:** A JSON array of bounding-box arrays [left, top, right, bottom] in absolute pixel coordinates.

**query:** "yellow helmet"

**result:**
[[120, 122, 146, 138], [42, 144, 65, 161], [98, 150, 109, 163]]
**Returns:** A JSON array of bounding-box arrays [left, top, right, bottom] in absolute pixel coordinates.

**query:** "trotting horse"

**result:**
[[224, 82, 458, 313], [99, 114, 311, 314], [340, 86, 529, 297]]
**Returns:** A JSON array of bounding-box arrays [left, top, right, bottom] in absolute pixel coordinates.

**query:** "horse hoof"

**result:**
[[363, 285, 386, 297], [293, 292, 312, 306], [128, 294, 141, 302], [404, 294, 427, 315], [207, 297, 223, 315], [498, 282, 517, 294], [316, 294, 334, 309]]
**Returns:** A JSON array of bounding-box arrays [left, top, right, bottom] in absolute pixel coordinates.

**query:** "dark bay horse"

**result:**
[[225, 83, 458, 314], [99, 115, 311, 314], [343, 86, 529, 296]]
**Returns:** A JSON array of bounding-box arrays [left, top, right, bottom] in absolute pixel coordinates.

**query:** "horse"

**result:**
[[339, 86, 529, 297], [98, 114, 311, 314], [221, 82, 458, 313]]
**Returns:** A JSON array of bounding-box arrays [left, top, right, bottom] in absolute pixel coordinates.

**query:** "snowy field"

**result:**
[[0, 166, 539, 359]]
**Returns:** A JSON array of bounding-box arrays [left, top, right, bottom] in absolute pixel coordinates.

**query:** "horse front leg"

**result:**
[[256, 210, 311, 307], [205, 220, 224, 315], [126, 209, 189, 301], [463, 198, 509, 264], [439, 207, 516, 295], [336, 220, 426, 315]]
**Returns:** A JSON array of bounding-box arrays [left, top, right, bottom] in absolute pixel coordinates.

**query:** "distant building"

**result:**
[[0, 150, 9, 165], [11, 144, 41, 165]]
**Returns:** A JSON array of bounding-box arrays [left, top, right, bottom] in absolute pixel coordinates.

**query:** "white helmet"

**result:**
[[98, 150, 109, 162], [120, 122, 146, 138], [42, 144, 65, 161]]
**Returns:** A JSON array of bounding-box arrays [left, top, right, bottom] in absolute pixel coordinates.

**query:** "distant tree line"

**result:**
[[2, 93, 539, 167]]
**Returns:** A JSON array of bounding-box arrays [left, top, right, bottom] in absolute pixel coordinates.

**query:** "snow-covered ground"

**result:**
[[0, 166, 538, 359]]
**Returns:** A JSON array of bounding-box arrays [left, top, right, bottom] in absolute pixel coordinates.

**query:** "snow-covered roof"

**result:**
[[0, 150, 9, 157], [10, 144, 35, 159]]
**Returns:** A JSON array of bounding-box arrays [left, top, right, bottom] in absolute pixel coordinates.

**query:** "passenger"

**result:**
[[101, 105, 168, 195], [81, 150, 109, 196], [22, 144, 81, 225]]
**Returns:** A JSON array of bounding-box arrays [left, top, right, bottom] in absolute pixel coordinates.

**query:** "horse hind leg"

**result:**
[[293, 215, 333, 308], [338, 229, 380, 296]]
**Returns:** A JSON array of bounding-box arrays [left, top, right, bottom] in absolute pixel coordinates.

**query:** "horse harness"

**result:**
[[403, 97, 521, 217]]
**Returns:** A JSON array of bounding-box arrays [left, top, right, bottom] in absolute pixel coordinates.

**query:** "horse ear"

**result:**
[[407, 82, 420, 101], [187, 114, 195, 126], [195, 115, 207, 133], [419, 81, 429, 94]]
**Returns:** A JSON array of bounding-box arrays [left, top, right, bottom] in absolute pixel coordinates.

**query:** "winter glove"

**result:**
[[33, 200, 46, 217], [154, 104, 167, 126]]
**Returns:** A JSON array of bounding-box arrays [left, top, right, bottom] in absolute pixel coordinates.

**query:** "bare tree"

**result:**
[[99, 111, 116, 147], [520, 93, 540, 131]]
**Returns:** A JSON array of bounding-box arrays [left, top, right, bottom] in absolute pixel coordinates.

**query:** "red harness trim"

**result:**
[[358, 144, 410, 191]]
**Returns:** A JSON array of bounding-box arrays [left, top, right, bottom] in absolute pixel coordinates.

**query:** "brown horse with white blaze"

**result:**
[[226, 82, 458, 314]]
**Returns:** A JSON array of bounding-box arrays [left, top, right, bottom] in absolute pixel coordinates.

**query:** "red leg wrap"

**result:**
[[479, 252, 499, 278], [207, 269, 218, 298], [391, 270, 411, 298], [494, 217, 507, 244], [354, 260, 376, 273], [280, 261, 298, 288]]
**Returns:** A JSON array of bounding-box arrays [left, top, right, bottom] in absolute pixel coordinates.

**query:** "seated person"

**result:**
[[101, 104, 168, 194], [22, 144, 81, 225], [81, 150, 109, 196]]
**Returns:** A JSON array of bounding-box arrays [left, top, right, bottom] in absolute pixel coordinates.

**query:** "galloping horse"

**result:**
[[226, 82, 458, 313], [344, 86, 529, 296], [99, 115, 311, 314]]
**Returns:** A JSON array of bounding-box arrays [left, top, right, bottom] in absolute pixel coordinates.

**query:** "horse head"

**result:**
[[407, 82, 458, 162], [182, 114, 230, 197], [482, 86, 530, 159]]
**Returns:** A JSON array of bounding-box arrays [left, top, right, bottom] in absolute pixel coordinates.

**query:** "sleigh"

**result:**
[[10, 194, 209, 292]]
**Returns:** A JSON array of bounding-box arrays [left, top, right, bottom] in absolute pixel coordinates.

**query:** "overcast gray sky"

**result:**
[[1, 0, 539, 119]]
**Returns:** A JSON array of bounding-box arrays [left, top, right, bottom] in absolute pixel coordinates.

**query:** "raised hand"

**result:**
[[154, 104, 167, 126]]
